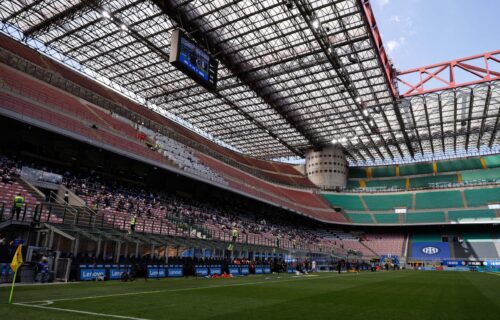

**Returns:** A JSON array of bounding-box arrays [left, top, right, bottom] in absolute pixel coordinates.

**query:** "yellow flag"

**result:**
[[10, 244, 23, 273]]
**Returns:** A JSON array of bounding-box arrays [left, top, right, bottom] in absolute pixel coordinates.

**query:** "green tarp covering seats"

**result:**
[[437, 158, 483, 172], [374, 214, 399, 224], [410, 175, 457, 188], [347, 213, 373, 224], [415, 191, 463, 209], [322, 194, 365, 211], [348, 168, 366, 178], [483, 155, 500, 168], [464, 187, 500, 207], [406, 211, 445, 223], [371, 166, 396, 178], [363, 194, 412, 211], [448, 209, 496, 222], [399, 163, 434, 176]]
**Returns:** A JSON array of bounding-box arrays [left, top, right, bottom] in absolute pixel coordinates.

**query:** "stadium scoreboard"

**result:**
[[170, 29, 218, 91]]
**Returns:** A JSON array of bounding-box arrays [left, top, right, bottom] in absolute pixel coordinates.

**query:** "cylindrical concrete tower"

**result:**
[[305, 146, 348, 189]]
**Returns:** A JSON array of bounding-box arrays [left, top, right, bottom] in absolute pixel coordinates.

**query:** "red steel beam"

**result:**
[[396, 50, 500, 97], [359, 0, 398, 100]]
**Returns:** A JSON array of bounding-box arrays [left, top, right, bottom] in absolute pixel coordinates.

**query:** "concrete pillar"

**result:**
[[103, 241, 107, 259], [96, 240, 102, 258], [135, 242, 140, 258], [72, 237, 79, 256], [115, 241, 121, 263], [305, 146, 348, 189]]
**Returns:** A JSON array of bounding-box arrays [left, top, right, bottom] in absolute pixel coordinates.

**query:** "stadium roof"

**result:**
[[0, 0, 498, 165]]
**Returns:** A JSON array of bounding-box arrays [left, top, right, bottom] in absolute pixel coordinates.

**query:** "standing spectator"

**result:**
[[13, 193, 25, 220], [64, 191, 69, 204], [129, 213, 137, 234]]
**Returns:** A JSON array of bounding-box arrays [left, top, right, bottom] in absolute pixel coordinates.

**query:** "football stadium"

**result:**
[[0, 0, 499, 319]]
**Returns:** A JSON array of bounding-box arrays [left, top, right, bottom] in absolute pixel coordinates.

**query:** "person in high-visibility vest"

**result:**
[[129, 214, 137, 234], [13, 193, 25, 220], [231, 228, 239, 242]]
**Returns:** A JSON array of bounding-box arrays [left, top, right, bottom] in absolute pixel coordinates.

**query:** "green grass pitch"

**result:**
[[1, 271, 499, 319]]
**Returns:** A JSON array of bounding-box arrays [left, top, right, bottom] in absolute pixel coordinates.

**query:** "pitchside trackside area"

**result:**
[[1, 271, 499, 320]]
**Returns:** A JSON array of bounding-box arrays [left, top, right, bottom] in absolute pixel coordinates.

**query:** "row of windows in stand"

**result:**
[[307, 161, 347, 168], [306, 154, 344, 160], [307, 169, 346, 175]]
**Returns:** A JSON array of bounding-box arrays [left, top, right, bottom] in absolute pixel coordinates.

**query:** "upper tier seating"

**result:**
[[322, 194, 365, 211], [448, 209, 496, 222], [464, 187, 500, 207], [414, 190, 463, 209], [363, 193, 412, 211], [405, 211, 446, 223], [461, 168, 500, 184], [0, 62, 348, 223], [347, 154, 500, 179], [373, 213, 399, 224], [410, 174, 458, 188], [346, 213, 373, 224]]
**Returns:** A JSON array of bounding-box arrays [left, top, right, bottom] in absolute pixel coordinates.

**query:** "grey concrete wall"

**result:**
[[305, 146, 347, 189]]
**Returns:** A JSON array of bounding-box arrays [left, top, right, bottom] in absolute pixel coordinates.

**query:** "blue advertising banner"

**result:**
[[287, 267, 296, 273], [255, 266, 263, 274], [80, 268, 106, 281], [263, 266, 271, 274], [240, 266, 249, 275], [195, 266, 209, 277], [411, 242, 451, 260], [109, 268, 129, 280], [167, 266, 183, 277], [147, 266, 167, 278], [442, 260, 466, 267], [0, 263, 12, 276], [228, 265, 240, 276], [209, 266, 222, 275]]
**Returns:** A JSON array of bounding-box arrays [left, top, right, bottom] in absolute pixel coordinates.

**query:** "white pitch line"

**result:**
[[22, 273, 365, 304], [14, 302, 151, 320]]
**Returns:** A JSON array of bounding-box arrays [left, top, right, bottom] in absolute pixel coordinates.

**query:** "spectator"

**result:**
[[13, 193, 25, 220]]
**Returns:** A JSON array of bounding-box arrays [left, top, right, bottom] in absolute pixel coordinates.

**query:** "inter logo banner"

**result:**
[[411, 242, 451, 260]]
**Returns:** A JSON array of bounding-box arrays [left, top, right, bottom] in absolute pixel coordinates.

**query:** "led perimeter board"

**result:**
[[169, 29, 218, 91]]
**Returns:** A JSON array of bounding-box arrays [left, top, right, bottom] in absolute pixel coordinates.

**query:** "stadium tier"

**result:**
[[0, 2, 498, 319]]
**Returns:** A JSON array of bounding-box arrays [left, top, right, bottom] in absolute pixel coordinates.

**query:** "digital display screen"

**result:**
[[170, 29, 217, 90], [179, 36, 210, 81]]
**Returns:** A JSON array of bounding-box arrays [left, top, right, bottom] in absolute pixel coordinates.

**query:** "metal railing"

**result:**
[[4, 201, 335, 254]]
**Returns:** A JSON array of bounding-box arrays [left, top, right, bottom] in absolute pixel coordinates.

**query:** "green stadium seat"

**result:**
[[362, 194, 412, 211], [345, 180, 360, 189], [374, 213, 399, 224], [365, 178, 406, 190], [437, 158, 483, 172], [464, 187, 500, 207], [410, 174, 457, 188], [321, 194, 365, 211], [461, 168, 500, 183], [406, 211, 446, 223], [399, 162, 434, 176], [346, 213, 373, 223], [348, 168, 366, 178], [483, 154, 500, 168], [415, 190, 463, 209], [412, 233, 443, 242], [448, 209, 496, 222], [371, 166, 396, 178]]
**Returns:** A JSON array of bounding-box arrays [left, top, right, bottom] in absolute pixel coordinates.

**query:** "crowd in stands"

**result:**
[[0, 155, 408, 258], [63, 171, 334, 250]]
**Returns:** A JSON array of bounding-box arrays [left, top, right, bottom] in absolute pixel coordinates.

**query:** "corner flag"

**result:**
[[8, 244, 23, 304], [11, 244, 23, 272]]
